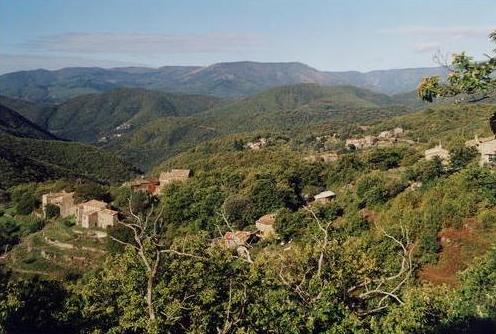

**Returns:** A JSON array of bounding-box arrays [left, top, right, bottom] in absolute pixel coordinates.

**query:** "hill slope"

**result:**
[[0, 103, 57, 140], [0, 133, 140, 189], [0, 103, 140, 189], [105, 84, 412, 169], [0, 62, 447, 102], [22, 88, 223, 142]]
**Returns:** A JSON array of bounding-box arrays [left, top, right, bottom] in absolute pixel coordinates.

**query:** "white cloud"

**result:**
[[413, 42, 441, 54], [21, 32, 265, 54], [380, 26, 494, 39]]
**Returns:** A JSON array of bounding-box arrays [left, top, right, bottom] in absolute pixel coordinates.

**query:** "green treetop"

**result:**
[[417, 30, 496, 103]]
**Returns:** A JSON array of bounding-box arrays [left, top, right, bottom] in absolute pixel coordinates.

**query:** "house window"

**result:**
[[488, 154, 496, 163]]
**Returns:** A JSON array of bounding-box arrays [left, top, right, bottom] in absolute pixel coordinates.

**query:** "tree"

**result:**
[[15, 193, 39, 215], [109, 197, 206, 331], [417, 30, 496, 134], [449, 146, 478, 171], [74, 183, 109, 203], [44, 203, 60, 219]]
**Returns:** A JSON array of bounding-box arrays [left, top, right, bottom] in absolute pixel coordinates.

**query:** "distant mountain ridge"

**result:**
[[0, 61, 447, 102]]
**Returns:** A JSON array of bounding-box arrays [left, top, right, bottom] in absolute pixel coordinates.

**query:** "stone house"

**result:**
[[425, 144, 450, 163], [126, 177, 160, 194], [156, 169, 191, 193], [465, 135, 496, 165], [393, 127, 404, 136], [42, 191, 75, 218], [313, 190, 336, 204], [223, 231, 255, 249], [478, 138, 496, 165], [76, 200, 118, 229], [159, 169, 191, 185], [304, 152, 339, 163], [255, 213, 277, 238], [345, 136, 376, 150], [246, 138, 267, 150]]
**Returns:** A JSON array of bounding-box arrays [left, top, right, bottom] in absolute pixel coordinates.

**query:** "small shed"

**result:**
[[425, 144, 450, 163], [313, 190, 336, 203], [255, 214, 277, 238]]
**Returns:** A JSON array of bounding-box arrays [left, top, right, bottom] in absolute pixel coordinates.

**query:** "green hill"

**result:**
[[0, 133, 140, 190], [105, 84, 412, 169], [0, 102, 57, 140], [0, 95, 56, 128], [370, 103, 496, 146], [30, 88, 223, 142], [0, 102, 139, 189]]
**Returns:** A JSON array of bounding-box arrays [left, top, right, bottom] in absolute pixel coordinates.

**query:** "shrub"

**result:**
[[450, 146, 478, 171], [274, 208, 308, 241], [478, 209, 496, 229], [16, 193, 40, 215], [61, 217, 76, 227], [406, 158, 445, 183], [365, 147, 405, 170], [45, 204, 60, 219]]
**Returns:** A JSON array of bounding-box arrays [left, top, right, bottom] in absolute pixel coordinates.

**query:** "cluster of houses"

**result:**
[[345, 127, 412, 150], [42, 192, 118, 229], [41, 169, 192, 230], [219, 189, 336, 250], [423, 135, 496, 166], [125, 169, 191, 195], [465, 135, 496, 165]]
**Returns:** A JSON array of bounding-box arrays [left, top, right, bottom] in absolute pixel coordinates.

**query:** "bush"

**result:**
[[45, 204, 60, 219], [23, 217, 45, 234], [61, 217, 76, 227], [450, 146, 478, 171], [274, 208, 308, 241], [222, 194, 253, 229], [356, 174, 389, 206], [74, 183, 110, 203], [478, 209, 496, 229], [406, 158, 445, 183], [16, 193, 40, 215], [365, 147, 405, 170]]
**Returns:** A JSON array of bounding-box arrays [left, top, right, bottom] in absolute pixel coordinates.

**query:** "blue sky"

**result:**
[[1, 0, 495, 73]]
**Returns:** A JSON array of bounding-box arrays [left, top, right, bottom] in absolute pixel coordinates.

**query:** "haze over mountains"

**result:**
[[0, 61, 447, 102]]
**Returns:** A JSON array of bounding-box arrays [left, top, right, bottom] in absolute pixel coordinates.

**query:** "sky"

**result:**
[[1, 0, 495, 74]]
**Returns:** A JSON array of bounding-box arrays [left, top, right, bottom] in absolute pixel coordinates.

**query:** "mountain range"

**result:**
[[0, 61, 447, 102]]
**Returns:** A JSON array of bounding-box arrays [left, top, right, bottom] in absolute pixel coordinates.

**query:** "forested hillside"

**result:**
[[103, 84, 414, 169], [0, 103, 57, 140], [0, 102, 139, 189], [14, 88, 223, 142], [0, 133, 140, 189]]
